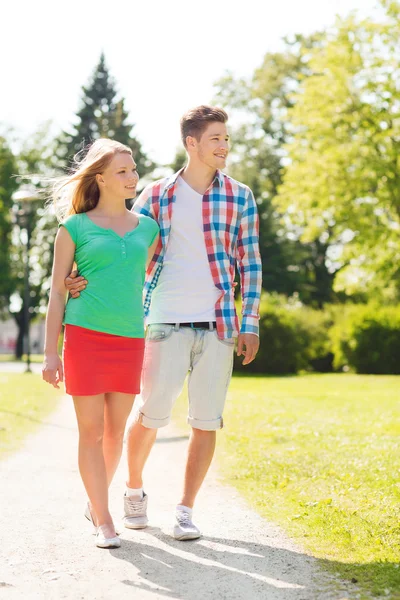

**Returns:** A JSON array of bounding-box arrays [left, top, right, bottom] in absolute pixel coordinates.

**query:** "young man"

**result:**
[[67, 106, 262, 540]]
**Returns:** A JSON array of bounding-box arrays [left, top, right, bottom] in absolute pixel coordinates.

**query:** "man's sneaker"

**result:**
[[123, 492, 149, 529], [173, 510, 201, 541]]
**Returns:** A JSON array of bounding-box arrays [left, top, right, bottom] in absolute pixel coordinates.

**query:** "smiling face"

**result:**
[[189, 122, 230, 170], [97, 152, 139, 200]]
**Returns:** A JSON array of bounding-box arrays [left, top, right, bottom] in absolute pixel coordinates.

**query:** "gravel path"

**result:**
[[0, 395, 354, 599]]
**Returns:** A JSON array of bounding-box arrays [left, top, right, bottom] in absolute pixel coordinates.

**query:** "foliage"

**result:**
[[169, 147, 187, 173], [276, 2, 400, 300], [330, 303, 400, 374], [9, 124, 59, 357], [214, 34, 344, 306], [57, 53, 154, 179], [0, 137, 18, 315], [236, 294, 332, 374]]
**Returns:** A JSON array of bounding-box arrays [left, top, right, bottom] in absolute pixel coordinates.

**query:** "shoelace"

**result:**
[[125, 496, 146, 515], [176, 512, 193, 526]]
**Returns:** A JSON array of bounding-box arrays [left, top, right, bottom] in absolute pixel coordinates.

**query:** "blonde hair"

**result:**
[[52, 139, 132, 221]]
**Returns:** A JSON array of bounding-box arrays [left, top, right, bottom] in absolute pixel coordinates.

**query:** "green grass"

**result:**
[[0, 373, 62, 458], [173, 373, 400, 598], [0, 354, 44, 363]]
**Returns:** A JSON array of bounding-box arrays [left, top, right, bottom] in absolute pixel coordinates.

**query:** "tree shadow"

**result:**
[[110, 529, 367, 599], [0, 408, 75, 430], [155, 436, 190, 444]]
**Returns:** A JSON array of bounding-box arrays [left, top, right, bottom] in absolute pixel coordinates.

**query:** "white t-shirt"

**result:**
[[147, 176, 221, 323]]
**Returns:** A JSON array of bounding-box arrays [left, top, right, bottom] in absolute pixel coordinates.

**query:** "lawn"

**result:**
[[173, 373, 400, 599], [0, 354, 44, 363], [0, 373, 63, 458]]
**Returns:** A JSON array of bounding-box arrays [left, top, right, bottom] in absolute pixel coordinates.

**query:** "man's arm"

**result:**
[[236, 187, 262, 365]]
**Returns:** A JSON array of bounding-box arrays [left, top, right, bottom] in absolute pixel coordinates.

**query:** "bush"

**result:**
[[330, 304, 400, 374], [236, 295, 400, 375], [235, 294, 331, 374]]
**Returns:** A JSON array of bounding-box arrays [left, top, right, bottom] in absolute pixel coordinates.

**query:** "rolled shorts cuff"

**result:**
[[134, 410, 170, 429], [187, 416, 224, 431]]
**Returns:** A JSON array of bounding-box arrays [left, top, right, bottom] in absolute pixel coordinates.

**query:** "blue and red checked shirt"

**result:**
[[133, 168, 262, 340]]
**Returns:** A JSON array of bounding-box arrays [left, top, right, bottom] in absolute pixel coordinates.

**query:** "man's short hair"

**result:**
[[180, 105, 228, 148]]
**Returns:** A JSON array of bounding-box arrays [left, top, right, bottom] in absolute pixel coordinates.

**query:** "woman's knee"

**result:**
[[103, 424, 125, 444], [78, 422, 104, 445]]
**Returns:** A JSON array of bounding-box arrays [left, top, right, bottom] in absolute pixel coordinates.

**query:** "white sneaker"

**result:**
[[84, 503, 97, 532], [85, 503, 122, 535], [95, 525, 121, 549], [173, 510, 201, 541], [123, 492, 149, 529]]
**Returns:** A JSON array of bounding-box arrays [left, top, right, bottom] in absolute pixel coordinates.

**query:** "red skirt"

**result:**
[[63, 325, 145, 396]]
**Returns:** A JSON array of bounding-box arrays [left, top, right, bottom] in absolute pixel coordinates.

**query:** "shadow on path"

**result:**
[[0, 408, 75, 430], [111, 530, 357, 599]]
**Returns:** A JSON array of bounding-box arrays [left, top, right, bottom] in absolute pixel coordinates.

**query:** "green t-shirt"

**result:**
[[61, 212, 159, 338]]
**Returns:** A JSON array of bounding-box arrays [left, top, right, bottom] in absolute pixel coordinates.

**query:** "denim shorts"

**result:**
[[132, 323, 235, 431]]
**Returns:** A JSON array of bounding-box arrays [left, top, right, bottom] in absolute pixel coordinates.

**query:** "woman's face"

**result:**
[[99, 152, 139, 200]]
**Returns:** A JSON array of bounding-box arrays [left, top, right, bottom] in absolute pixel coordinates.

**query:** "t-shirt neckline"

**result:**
[[83, 211, 141, 239]]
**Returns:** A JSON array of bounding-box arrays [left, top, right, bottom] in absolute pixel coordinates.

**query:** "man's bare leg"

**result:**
[[126, 421, 157, 488], [179, 428, 216, 508]]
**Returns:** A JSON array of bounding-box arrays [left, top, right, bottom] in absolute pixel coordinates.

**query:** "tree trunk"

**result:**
[[13, 310, 24, 359]]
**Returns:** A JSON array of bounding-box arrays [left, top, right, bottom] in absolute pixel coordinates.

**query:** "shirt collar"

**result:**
[[165, 168, 224, 192]]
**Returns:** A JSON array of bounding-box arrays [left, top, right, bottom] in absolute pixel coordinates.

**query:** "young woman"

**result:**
[[42, 139, 159, 549]]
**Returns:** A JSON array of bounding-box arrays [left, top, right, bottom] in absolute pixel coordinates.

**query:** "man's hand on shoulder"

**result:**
[[237, 333, 259, 366], [65, 270, 87, 299]]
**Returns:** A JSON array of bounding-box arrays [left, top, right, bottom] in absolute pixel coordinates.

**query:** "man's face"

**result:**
[[194, 122, 230, 170]]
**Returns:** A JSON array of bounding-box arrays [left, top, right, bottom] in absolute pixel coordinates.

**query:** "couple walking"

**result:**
[[42, 105, 262, 549]]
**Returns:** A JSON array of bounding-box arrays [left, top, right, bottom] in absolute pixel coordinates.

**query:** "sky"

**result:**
[[1, 0, 379, 165]]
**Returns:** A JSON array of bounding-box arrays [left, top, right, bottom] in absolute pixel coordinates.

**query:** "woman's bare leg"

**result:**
[[73, 394, 115, 537], [103, 392, 135, 485]]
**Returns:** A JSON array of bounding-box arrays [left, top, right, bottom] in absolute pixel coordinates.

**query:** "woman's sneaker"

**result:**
[[173, 509, 201, 540], [95, 525, 121, 549], [123, 492, 149, 529]]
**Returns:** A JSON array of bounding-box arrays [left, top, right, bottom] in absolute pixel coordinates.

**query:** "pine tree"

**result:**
[[58, 53, 153, 177]]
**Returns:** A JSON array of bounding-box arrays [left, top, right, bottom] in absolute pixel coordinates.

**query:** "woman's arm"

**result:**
[[42, 227, 75, 388]]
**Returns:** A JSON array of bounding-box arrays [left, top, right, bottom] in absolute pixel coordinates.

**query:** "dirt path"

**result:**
[[0, 395, 353, 599]]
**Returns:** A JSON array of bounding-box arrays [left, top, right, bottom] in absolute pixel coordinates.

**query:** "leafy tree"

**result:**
[[214, 34, 340, 306], [0, 136, 18, 315], [169, 148, 187, 173], [276, 1, 400, 301], [10, 124, 57, 357], [58, 53, 153, 180]]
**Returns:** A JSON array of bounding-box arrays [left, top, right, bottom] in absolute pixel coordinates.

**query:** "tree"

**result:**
[[58, 53, 153, 180], [214, 34, 340, 306], [10, 124, 57, 357], [276, 1, 400, 301], [0, 136, 18, 315]]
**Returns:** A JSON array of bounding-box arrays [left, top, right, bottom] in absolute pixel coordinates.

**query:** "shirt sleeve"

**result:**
[[236, 187, 262, 336], [132, 185, 156, 219], [59, 215, 78, 244]]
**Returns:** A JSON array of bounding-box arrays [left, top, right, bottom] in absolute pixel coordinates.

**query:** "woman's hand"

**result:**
[[42, 354, 64, 389]]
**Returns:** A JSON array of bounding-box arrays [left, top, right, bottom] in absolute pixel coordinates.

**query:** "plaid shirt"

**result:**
[[133, 168, 262, 340]]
